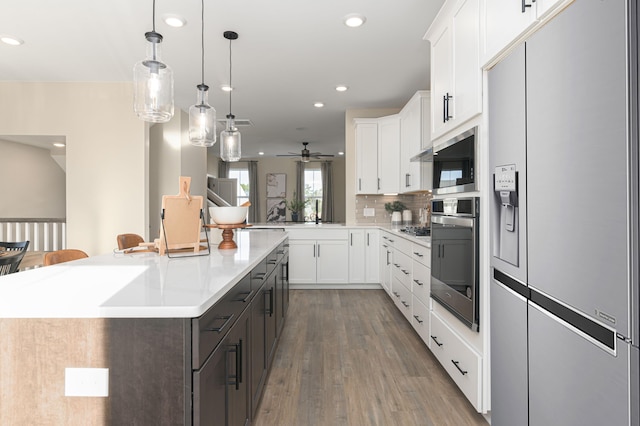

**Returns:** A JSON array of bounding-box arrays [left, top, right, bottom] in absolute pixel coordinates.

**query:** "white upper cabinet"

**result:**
[[377, 115, 401, 194], [354, 119, 379, 194], [426, 0, 482, 141], [481, 0, 574, 67], [400, 91, 431, 192]]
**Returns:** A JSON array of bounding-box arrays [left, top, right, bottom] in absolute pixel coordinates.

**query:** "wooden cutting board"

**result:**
[[159, 176, 204, 256]]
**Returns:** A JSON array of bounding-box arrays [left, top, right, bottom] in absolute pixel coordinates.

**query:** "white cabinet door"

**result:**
[[483, 0, 537, 65], [400, 94, 424, 193], [316, 240, 349, 284], [377, 115, 400, 194], [348, 230, 365, 283], [354, 120, 379, 194], [430, 24, 453, 139], [364, 230, 379, 283], [288, 240, 317, 284], [452, 0, 482, 126]]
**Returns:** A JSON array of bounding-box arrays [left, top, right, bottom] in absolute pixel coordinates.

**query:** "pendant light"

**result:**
[[220, 31, 241, 162], [188, 0, 216, 147], [133, 0, 174, 123]]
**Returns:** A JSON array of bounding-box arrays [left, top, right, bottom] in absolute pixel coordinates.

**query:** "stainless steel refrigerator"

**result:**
[[489, 1, 639, 424]]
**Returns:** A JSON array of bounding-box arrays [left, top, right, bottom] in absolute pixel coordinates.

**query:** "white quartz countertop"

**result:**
[[0, 230, 287, 319]]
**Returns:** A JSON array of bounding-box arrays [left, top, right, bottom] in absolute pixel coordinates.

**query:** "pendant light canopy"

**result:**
[[220, 31, 241, 162], [133, 0, 174, 123], [189, 0, 216, 147]]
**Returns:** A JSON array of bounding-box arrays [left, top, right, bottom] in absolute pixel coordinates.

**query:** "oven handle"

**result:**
[[431, 215, 474, 227]]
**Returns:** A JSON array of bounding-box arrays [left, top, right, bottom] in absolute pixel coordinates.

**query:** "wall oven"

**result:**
[[433, 126, 477, 195], [431, 197, 480, 331]]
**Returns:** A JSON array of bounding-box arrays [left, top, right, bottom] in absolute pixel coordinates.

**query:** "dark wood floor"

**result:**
[[254, 290, 488, 426]]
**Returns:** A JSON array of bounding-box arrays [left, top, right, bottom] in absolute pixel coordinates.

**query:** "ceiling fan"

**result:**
[[276, 142, 335, 162]]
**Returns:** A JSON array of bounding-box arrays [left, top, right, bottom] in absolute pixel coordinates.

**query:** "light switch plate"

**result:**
[[65, 368, 109, 397], [363, 208, 375, 217]]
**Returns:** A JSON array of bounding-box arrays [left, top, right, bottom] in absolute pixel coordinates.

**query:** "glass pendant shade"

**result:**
[[189, 84, 216, 147], [133, 32, 174, 123], [220, 116, 241, 162]]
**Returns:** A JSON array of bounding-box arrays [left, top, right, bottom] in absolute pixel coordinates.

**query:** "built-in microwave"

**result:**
[[432, 126, 477, 195]]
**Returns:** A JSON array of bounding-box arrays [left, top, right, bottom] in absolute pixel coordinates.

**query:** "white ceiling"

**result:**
[[0, 0, 444, 158]]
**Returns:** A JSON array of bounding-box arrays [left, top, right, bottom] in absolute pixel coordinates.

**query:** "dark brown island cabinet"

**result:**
[[0, 238, 289, 426]]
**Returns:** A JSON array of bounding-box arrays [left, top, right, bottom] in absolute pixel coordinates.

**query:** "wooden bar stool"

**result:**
[[117, 233, 144, 250], [43, 249, 88, 266]]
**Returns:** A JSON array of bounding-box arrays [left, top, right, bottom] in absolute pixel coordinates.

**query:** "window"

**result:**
[[304, 167, 322, 221], [228, 165, 249, 206]]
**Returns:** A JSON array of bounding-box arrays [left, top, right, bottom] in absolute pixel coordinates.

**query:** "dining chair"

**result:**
[[117, 233, 144, 250], [43, 249, 88, 266], [0, 241, 30, 274]]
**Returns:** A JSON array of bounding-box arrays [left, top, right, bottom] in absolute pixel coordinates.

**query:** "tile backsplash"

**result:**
[[355, 192, 432, 225]]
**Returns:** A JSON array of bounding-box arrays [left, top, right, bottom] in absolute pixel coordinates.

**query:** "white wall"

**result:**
[[344, 108, 401, 224], [0, 82, 146, 255], [0, 139, 66, 218]]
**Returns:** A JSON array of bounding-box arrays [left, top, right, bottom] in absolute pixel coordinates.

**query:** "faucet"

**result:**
[[315, 199, 321, 224]]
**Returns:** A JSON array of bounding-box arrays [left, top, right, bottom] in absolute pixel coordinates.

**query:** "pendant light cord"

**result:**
[[200, 0, 205, 86], [228, 37, 233, 116], [152, 0, 156, 32]]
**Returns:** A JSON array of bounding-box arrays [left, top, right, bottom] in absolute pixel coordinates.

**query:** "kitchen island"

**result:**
[[0, 229, 289, 425]]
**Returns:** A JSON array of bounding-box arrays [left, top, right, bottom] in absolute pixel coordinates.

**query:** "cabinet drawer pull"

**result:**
[[388, 239, 394, 243], [451, 360, 468, 376], [401, 301, 409, 308], [401, 269, 409, 275], [413, 252, 423, 257], [393, 263, 400, 268], [254, 272, 266, 279], [430, 335, 443, 347], [393, 291, 400, 298], [267, 259, 277, 265], [413, 315, 423, 324], [413, 279, 423, 286], [206, 314, 235, 333], [234, 289, 254, 303]]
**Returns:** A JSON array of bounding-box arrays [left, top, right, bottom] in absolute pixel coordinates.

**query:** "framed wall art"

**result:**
[[266, 198, 286, 222], [266, 173, 286, 198]]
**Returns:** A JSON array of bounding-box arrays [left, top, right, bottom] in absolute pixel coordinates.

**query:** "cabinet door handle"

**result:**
[[521, 0, 533, 13], [451, 360, 468, 376], [266, 287, 274, 317], [317, 244, 320, 257], [413, 315, 423, 324], [443, 95, 447, 123], [367, 233, 370, 246], [377, 178, 381, 191], [386, 250, 390, 265], [430, 335, 443, 347], [206, 314, 235, 333], [227, 344, 239, 390], [445, 92, 453, 121], [413, 279, 423, 286], [359, 178, 362, 191], [405, 173, 410, 188], [238, 339, 243, 385], [350, 233, 353, 246], [313, 244, 316, 258]]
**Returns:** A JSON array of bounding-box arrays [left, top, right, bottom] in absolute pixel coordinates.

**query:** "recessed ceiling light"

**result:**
[[53, 143, 66, 148], [258, 151, 264, 156], [338, 151, 344, 156], [314, 102, 324, 108], [335, 85, 349, 92], [343, 14, 366, 28], [220, 84, 233, 92], [1, 36, 24, 46], [163, 14, 187, 28]]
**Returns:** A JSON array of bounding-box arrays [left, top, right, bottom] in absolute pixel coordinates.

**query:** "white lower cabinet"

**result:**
[[430, 311, 482, 411], [349, 229, 380, 283], [288, 237, 348, 285], [411, 296, 430, 344]]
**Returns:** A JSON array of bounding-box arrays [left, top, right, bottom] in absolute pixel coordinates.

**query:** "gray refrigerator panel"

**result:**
[[488, 42, 527, 284], [490, 278, 528, 426], [526, 0, 631, 335], [528, 303, 631, 426]]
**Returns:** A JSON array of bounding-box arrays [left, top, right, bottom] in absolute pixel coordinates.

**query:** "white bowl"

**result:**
[[209, 206, 248, 225]]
